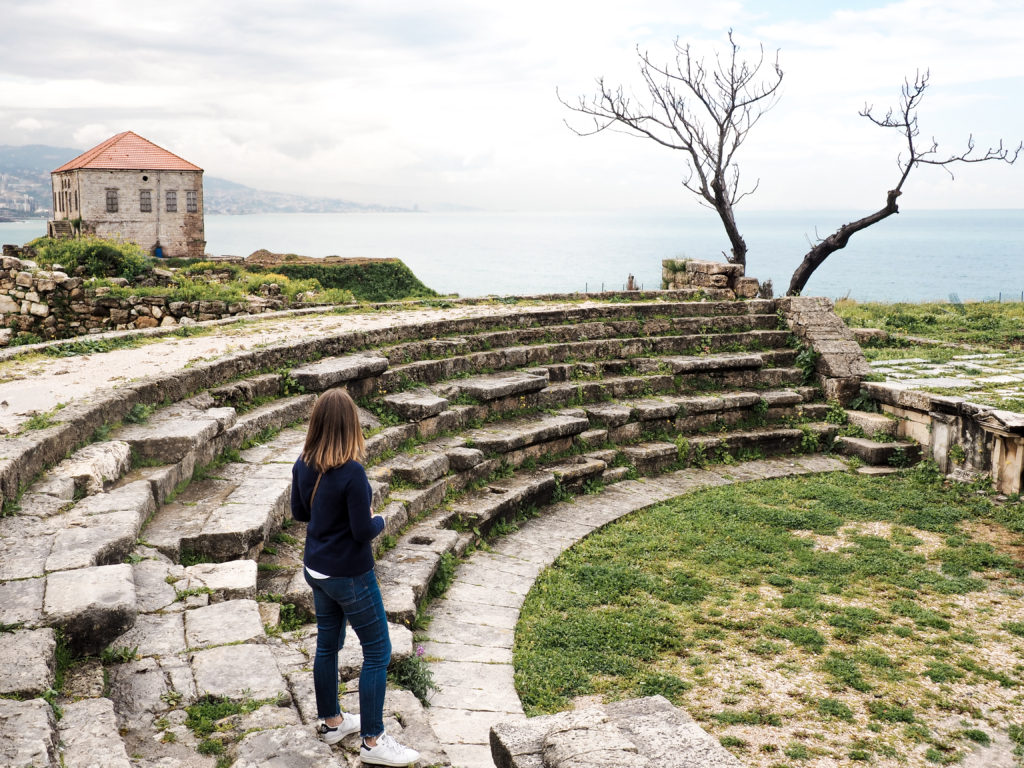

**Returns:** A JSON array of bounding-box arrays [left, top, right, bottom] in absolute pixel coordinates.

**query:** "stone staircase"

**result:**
[[0, 296, 886, 767]]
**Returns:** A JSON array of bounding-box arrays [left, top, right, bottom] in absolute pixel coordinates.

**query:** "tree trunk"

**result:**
[[787, 189, 901, 295], [713, 180, 747, 266]]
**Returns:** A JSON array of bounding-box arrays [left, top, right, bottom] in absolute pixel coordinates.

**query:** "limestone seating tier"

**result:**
[[0, 296, 858, 768], [376, 311, 782, 366], [1, 298, 778, 505]]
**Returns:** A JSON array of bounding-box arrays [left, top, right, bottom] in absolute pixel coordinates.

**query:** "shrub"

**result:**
[[30, 236, 151, 280]]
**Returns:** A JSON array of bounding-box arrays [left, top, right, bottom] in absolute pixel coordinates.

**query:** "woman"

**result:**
[[291, 388, 420, 766]]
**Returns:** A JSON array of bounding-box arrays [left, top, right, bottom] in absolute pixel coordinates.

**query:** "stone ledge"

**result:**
[[490, 695, 741, 768]]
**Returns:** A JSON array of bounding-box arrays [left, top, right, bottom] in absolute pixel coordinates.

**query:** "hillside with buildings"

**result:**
[[0, 144, 405, 219]]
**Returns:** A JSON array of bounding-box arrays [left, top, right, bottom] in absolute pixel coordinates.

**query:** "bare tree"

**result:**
[[561, 31, 782, 267], [787, 71, 1021, 296]]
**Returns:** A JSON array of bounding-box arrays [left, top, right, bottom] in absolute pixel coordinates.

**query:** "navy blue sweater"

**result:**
[[291, 457, 384, 577]]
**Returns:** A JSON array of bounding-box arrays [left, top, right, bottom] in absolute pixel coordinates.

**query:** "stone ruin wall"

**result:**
[[0, 248, 288, 346], [662, 257, 760, 297]]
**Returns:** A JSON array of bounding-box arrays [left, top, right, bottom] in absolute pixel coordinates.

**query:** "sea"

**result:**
[[2, 209, 1021, 303]]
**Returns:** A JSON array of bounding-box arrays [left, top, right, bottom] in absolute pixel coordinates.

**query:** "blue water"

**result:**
[[2, 209, 1021, 302]]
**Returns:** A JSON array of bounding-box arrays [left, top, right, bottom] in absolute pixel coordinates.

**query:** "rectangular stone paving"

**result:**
[[190, 644, 290, 703], [184, 599, 265, 649]]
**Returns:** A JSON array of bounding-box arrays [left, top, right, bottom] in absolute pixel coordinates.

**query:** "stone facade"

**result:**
[[49, 132, 205, 259], [50, 169, 204, 258]]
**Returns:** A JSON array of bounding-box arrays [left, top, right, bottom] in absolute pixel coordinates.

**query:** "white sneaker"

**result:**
[[318, 711, 360, 745], [360, 730, 421, 766]]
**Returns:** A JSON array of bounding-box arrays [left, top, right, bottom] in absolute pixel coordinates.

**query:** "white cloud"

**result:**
[[0, 0, 1020, 210]]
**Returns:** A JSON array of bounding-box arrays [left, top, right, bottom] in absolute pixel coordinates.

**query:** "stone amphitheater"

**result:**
[[0, 263, 916, 768]]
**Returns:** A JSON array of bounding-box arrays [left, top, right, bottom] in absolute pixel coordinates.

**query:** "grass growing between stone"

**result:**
[[514, 465, 1024, 767]]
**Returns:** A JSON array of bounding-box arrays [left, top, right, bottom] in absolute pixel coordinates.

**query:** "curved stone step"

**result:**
[[420, 455, 847, 767], [379, 331, 793, 393], [380, 312, 782, 367], [141, 429, 303, 562]]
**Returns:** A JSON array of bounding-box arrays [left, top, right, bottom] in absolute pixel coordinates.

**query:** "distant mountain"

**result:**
[[0, 144, 408, 218], [201, 175, 407, 214]]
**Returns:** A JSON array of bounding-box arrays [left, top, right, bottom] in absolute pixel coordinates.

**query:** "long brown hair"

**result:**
[[301, 388, 365, 472]]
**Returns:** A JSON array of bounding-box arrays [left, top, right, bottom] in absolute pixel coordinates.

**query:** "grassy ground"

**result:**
[[835, 299, 1024, 349], [514, 466, 1024, 767]]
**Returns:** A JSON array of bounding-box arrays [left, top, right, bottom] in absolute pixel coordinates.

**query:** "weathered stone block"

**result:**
[[49, 440, 132, 496], [290, 354, 389, 391], [0, 577, 45, 626], [233, 725, 339, 768], [181, 559, 258, 601], [446, 445, 486, 471], [845, 410, 897, 438], [190, 644, 290, 703], [0, 698, 58, 768], [110, 611, 186, 658], [734, 276, 759, 298], [383, 390, 449, 421], [0, 628, 55, 697], [43, 563, 137, 654], [386, 452, 450, 485], [184, 599, 265, 650], [834, 436, 921, 466], [451, 372, 548, 402], [58, 698, 132, 768]]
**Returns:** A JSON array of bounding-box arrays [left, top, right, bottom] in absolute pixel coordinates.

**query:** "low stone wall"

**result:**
[[662, 258, 760, 298], [861, 381, 1024, 494], [0, 250, 287, 345]]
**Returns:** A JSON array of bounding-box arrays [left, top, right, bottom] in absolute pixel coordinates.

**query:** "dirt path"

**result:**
[[0, 302, 576, 434]]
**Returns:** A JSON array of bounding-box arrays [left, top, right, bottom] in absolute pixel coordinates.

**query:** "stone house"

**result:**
[[48, 131, 205, 258]]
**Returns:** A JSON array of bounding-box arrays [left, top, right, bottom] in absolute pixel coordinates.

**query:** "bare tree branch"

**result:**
[[560, 30, 782, 266], [787, 71, 1021, 295]]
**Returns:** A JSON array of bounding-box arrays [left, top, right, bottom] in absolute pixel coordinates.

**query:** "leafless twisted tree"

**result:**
[[560, 31, 782, 267], [787, 70, 1021, 295], [565, 36, 1020, 294]]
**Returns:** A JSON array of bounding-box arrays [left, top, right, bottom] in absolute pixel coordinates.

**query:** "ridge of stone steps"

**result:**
[[0, 298, 783, 510], [379, 312, 784, 365], [366, 387, 819, 502], [377, 330, 794, 391]]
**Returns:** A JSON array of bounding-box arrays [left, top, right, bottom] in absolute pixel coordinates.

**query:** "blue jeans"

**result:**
[[305, 568, 391, 738]]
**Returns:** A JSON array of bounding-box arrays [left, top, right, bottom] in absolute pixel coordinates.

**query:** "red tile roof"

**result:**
[[53, 131, 202, 173]]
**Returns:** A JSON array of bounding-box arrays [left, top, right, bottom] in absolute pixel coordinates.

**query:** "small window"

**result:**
[[106, 189, 118, 213], [165, 190, 177, 213], [186, 190, 198, 213], [140, 189, 152, 213]]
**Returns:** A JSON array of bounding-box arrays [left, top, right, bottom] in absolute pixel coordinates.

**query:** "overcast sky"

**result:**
[[2, 0, 1021, 212]]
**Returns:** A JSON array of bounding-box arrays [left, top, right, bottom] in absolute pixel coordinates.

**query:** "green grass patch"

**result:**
[[514, 467, 1024, 759], [835, 299, 1024, 348]]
